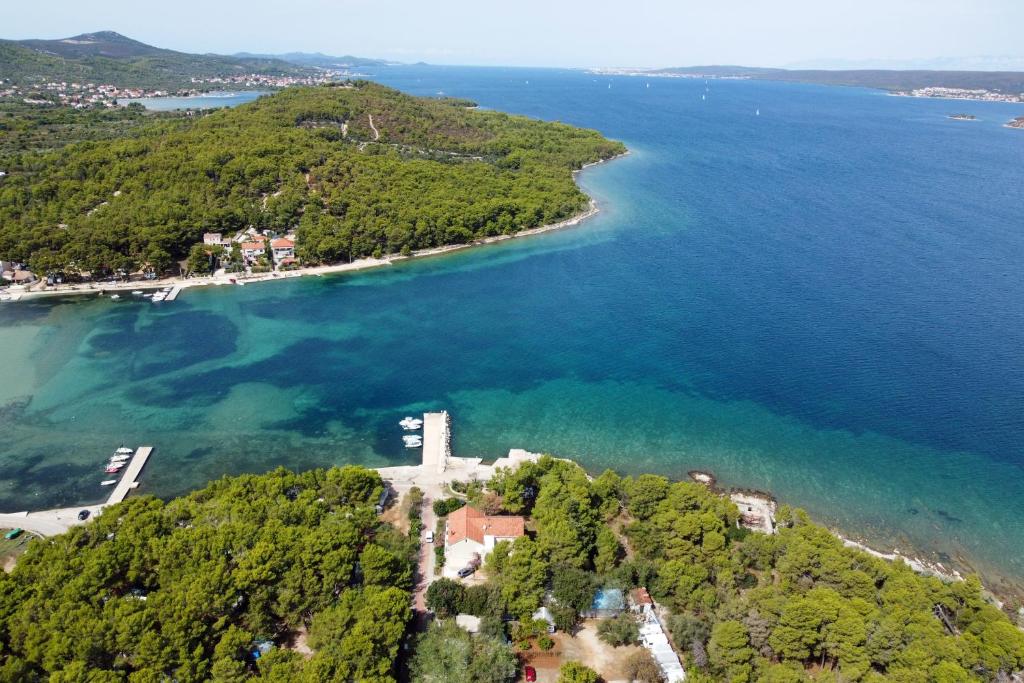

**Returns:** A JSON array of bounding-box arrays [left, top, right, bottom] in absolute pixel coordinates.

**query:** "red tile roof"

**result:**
[[240, 242, 264, 251], [271, 238, 295, 248], [446, 506, 525, 545]]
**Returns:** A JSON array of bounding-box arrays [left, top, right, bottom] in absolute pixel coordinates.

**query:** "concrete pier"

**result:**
[[421, 411, 450, 474], [164, 285, 182, 301], [0, 446, 155, 537], [105, 446, 153, 505]]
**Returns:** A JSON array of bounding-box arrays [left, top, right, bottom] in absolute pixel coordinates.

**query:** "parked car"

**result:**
[[424, 530, 434, 544], [457, 566, 475, 578], [525, 665, 537, 682], [77, 510, 90, 521]]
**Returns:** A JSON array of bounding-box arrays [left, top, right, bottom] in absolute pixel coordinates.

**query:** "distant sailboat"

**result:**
[[702, 94, 706, 101], [756, 108, 760, 116], [646, 82, 650, 89], [607, 83, 611, 89]]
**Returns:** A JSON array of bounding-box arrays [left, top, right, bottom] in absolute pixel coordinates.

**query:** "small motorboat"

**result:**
[[105, 465, 124, 473], [115, 447, 133, 455], [109, 294, 121, 300], [404, 440, 423, 449], [399, 417, 423, 430], [132, 290, 143, 296], [100, 480, 118, 486], [402, 434, 422, 443], [110, 456, 130, 463]]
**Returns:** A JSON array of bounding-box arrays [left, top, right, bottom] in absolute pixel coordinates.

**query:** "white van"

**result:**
[[424, 530, 434, 544]]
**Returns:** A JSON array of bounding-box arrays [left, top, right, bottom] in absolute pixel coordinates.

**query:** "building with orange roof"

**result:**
[[270, 238, 295, 263], [443, 506, 524, 578]]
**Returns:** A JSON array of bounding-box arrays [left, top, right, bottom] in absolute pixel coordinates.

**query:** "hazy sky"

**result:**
[[6, 0, 1024, 69]]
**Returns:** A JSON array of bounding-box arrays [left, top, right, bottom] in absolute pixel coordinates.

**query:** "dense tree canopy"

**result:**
[[408, 620, 517, 683], [0, 465, 414, 682], [0, 81, 626, 277], [484, 457, 1024, 682]]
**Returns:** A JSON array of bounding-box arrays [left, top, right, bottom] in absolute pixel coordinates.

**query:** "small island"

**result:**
[[1007, 116, 1024, 129], [948, 113, 977, 121]]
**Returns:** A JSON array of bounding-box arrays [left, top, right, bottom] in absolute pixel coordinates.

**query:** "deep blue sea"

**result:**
[[2, 66, 1023, 593]]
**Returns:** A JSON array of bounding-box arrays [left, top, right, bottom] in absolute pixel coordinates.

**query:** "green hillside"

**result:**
[[0, 31, 314, 90], [0, 81, 626, 276]]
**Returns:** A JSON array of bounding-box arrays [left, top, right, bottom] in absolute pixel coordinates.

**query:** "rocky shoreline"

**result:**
[[687, 470, 975, 590]]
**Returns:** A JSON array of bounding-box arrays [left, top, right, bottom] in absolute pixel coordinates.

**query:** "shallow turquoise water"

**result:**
[[121, 90, 268, 110], [2, 66, 1023, 593]]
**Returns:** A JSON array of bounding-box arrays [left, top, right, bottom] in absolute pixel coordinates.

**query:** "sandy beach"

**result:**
[[4, 153, 626, 303]]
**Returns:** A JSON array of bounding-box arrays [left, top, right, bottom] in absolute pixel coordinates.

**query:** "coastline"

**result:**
[[686, 470, 989, 594], [887, 91, 1024, 104], [5, 151, 627, 303]]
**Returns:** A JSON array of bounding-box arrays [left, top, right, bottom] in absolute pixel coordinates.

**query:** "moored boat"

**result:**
[[100, 480, 117, 486], [399, 416, 423, 430]]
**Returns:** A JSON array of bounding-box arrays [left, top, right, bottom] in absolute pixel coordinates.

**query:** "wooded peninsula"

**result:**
[[0, 81, 626, 278]]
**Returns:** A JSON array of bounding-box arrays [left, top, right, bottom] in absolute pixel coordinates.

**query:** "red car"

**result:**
[[524, 665, 537, 682]]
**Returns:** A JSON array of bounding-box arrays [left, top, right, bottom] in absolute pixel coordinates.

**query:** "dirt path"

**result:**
[[368, 113, 380, 140]]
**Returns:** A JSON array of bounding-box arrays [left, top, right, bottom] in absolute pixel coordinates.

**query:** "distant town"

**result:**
[[0, 70, 354, 108], [892, 86, 1024, 103]]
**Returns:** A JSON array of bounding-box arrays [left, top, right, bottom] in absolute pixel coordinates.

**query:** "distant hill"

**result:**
[[0, 31, 315, 89], [234, 51, 395, 69], [17, 30, 171, 59], [651, 65, 1024, 93]]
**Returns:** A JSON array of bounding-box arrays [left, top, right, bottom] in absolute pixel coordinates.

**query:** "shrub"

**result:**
[[558, 661, 600, 683], [433, 497, 466, 517], [623, 651, 663, 682], [597, 614, 639, 646], [425, 578, 465, 618]]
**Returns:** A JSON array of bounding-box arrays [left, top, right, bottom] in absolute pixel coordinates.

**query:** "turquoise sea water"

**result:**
[[121, 90, 268, 110], [2, 67, 1023, 593]]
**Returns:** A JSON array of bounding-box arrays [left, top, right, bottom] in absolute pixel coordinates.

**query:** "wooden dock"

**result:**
[[106, 446, 153, 505], [164, 285, 182, 301]]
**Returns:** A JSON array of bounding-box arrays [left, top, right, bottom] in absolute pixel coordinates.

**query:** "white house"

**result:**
[[443, 506, 524, 579], [270, 238, 295, 263], [240, 241, 266, 260]]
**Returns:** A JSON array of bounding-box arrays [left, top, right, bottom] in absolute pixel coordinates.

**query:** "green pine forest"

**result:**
[[0, 81, 626, 277], [1, 459, 1021, 682]]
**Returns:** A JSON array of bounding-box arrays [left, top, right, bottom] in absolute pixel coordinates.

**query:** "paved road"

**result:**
[[413, 492, 439, 614], [0, 504, 101, 537]]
